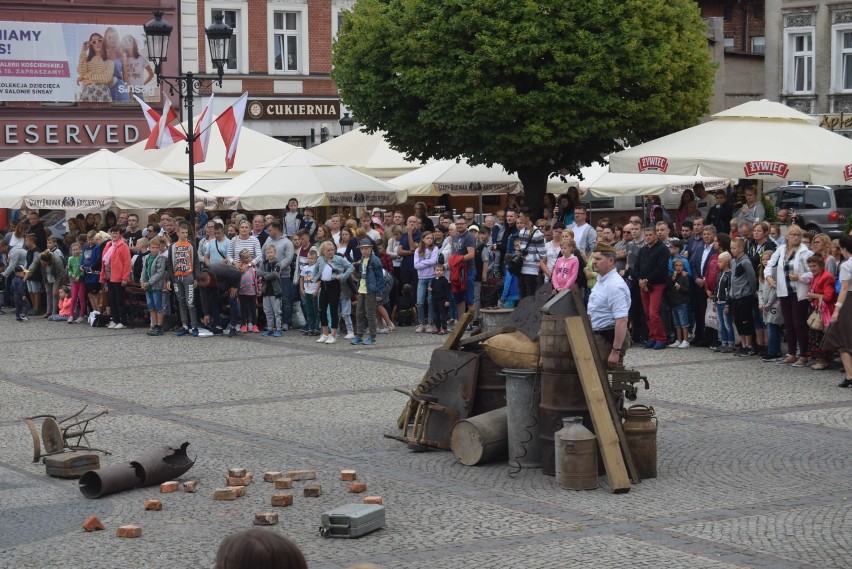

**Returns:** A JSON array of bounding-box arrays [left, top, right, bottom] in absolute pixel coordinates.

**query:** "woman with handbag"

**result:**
[[805, 255, 836, 370], [822, 236, 852, 387], [765, 226, 813, 367]]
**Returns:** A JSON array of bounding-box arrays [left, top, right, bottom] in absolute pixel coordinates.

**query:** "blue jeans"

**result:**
[[146, 289, 163, 313], [717, 303, 734, 345], [416, 277, 433, 325], [279, 276, 293, 327], [671, 302, 689, 328], [766, 322, 782, 356], [208, 288, 240, 329]]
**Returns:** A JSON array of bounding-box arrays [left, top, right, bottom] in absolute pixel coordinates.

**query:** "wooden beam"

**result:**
[[564, 316, 631, 493]]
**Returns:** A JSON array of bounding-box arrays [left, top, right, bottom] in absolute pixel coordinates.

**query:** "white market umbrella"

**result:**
[[1, 149, 192, 210], [309, 128, 434, 179], [118, 117, 296, 180], [608, 99, 852, 184], [582, 163, 731, 197], [210, 148, 407, 210], [0, 153, 60, 203]]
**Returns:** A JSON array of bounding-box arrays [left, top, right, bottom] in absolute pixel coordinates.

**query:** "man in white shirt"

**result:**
[[587, 244, 631, 367], [693, 182, 717, 218], [567, 205, 597, 258]]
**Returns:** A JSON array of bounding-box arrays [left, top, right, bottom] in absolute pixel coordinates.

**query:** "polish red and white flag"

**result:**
[[193, 94, 214, 165], [215, 92, 248, 172], [133, 94, 185, 150], [156, 95, 186, 149]]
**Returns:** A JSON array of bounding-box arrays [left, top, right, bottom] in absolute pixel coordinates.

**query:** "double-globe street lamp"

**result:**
[[143, 10, 234, 228]]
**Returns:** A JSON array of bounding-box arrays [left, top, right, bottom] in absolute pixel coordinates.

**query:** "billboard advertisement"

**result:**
[[0, 21, 159, 103]]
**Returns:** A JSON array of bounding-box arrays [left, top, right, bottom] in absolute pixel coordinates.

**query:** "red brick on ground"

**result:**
[[213, 488, 238, 501], [228, 486, 246, 497], [340, 469, 357, 481], [253, 512, 278, 526], [181, 480, 198, 493], [349, 482, 367, 493], [287, 469, 316, 481], [263, 471, 283, 482], [160, 481, 179, 493], [116, 525, 142, 538], [82, 515, 105, 532], [303, 484, 322, 497], [144, 499, 162, 511], [363, 496, 383, 505], [274, 478, 293, 489], [228, 467, 247, 477], [225, 476, 250, 486], [271, 493, 294, 507]]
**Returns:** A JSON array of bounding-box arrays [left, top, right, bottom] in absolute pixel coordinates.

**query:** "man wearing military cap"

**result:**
[[587, 243, 631, 367]]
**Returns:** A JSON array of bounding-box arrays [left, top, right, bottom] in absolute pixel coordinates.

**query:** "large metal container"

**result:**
[[450, 407, 508, 466], [503, 368, 541, 469], [479, 307, 514, 335], [558, 416, 599, 490], [623, 405, 658, 479], [472, 352, 507, 416], [538, 314, 577, 373], [539, 372, 590, 476]]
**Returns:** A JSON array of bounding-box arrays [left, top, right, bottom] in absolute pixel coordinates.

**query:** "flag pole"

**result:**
[[185, 72, 196, 231]]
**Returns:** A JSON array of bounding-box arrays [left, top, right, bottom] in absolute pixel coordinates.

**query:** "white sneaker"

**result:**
[[316, 334, 328, 343], [344, 331, 355, 339], [425, 324, 436, 333], [107, 321, 117, 329], [376, 327, 389, 334], [113, 323, 126, 330], [678, 340, 690, 349], [76, 316, 87, 324], [415, 325, 425, 333], [325, 335, 336, 344], [67, 318, 75, 324], [668, 341, 681, 348]]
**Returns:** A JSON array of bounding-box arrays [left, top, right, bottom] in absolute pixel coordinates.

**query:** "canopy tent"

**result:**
[[0, 152, 60, 191], [209, 148, 407, 210], [0, 149, 193, 211], [308, 128, 434, 179], [580, 163, 731, 197], [118, 117, 296, 180], [389, 158, 579, 197], [608, 99, 852, 184]]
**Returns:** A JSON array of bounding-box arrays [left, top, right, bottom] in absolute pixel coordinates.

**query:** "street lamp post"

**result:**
[[144, 10, 233, 229], [339, 112, 355, 134]]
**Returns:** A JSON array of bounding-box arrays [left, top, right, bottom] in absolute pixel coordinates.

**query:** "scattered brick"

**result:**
[[348, 482, 367, 493], [228, 467, 247, 478], [253, 512, 278, 526], [116, 525, 142, 538], [286, 469, 316, 481], [82, 515, 105, 532], [271, 493, 294, 507], [181, 480, 198, 493], [244, 472, 254, 484], [160, 481, 179, 493], [340, 469, 357, 481], [274, 478, 293, 490], [213, 488, 238, 501], [144, 499, 162, 511], [303, 484, 322, 497], [363, 496, 383, 505], [225, 476, 250, 486], [228, 485, 246, 497], [263, 471, 283, 482]]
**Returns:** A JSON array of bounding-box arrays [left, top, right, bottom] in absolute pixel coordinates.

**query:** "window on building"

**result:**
[[751, 36, 765, 54], [833, 27, 852, 92], [786, 31, 814, 93], [724, 37, 735, 52], [273, 11, 301, 72], [212, 9, 238, 71]]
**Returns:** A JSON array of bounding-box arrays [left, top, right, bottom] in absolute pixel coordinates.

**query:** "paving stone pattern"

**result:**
[[0, 319, 850, 568]]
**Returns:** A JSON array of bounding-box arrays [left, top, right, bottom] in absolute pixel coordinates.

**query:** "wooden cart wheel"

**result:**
[[41, 418, 64, 454], [24, 419, 41, 463]]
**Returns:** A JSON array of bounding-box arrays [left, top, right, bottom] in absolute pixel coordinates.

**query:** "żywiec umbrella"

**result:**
[[0, 149, 192, 210], [0, 153, 60, 205], [308, 128, 434, 179], [608, 99, 852, 184], [209, 148, 407, 210]]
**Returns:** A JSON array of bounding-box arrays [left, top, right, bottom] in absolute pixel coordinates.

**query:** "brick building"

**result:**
[[0, 0, 180, 161], [185, 0, 352, 148], [698, 0, 766, 53]]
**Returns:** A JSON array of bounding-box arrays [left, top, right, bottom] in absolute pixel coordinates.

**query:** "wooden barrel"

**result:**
[[450, 407, 508, 466], [539, 371, 590, 476], [472, 352, 507, 416], [539, 314, 577, 373]]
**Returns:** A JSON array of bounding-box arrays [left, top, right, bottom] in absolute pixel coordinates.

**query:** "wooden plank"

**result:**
[[570, 286, 641, 485], [564, 316, 631, 493], [456, 325, 515, 348]]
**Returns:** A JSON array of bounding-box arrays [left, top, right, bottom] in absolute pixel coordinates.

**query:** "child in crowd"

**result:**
[[667, 239, 692, 277], [141, 237, 167, 336], [550, 236, 579, 294], [500, 240, 522, 308], [376, 268, 396, 333], [769, 223, 783, 247], [47, 236, 64, 262], [393, 283, 417, 326], [258, 245, 283, 337], [351, 239, 384, 345], [429, 263, 451, 334], [713, 252, 735, 353], [66, 242, 87, 324], [758, 250, 783, 361], [300, 249, 320, 336], [49, 287, 73, 321], [237, 248, 259, 333], [729, 237, 758, 356], [12, 265, 29, 321], [168, 222, 200, 337], [667, 258, 691, 348], [338, 271, 355, 339]]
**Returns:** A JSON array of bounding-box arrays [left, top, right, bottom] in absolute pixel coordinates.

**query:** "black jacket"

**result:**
[[635, 241, 669, 285], [430, 275, 451, 301]]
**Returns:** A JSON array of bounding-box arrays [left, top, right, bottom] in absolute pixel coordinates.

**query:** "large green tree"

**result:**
[[332, 0, 715, 215]]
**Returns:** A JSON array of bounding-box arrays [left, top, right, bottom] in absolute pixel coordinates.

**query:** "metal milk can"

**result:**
[[558, 416, 598, 490], [623, 404, 657, 479]]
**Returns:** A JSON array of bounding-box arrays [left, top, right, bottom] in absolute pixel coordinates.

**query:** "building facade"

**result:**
[[766, 0, 852, 136], [700, 0, 767, 53], [186, 0, 352, 148], [0, 0, 180, 161]]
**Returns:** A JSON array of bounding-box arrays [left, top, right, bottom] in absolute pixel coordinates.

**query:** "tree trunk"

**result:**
[[516, 165, 549, 220]]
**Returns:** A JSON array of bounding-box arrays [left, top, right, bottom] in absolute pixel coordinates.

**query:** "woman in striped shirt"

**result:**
[[228, 220, 262, 267]]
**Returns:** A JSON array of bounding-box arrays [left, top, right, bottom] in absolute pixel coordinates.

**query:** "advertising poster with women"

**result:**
[[0, 21, 158, 103]]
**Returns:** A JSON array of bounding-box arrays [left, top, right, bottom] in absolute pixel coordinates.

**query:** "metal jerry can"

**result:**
[[319, 504, 385, 538]]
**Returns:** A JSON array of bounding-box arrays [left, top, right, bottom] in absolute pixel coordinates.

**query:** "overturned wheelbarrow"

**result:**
[[79, 442, 196, 499]]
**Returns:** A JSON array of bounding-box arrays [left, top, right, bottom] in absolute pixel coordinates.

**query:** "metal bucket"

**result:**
[[539, 314, 577, 373], [623, 405, 658, 479], [559, 416, 599, 490], [450, 407, 508, 466], [480, 308, 514, 335], [539, 372, 590, 476], [503, 368, 541, 469], [472, 352, 507, 416]]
